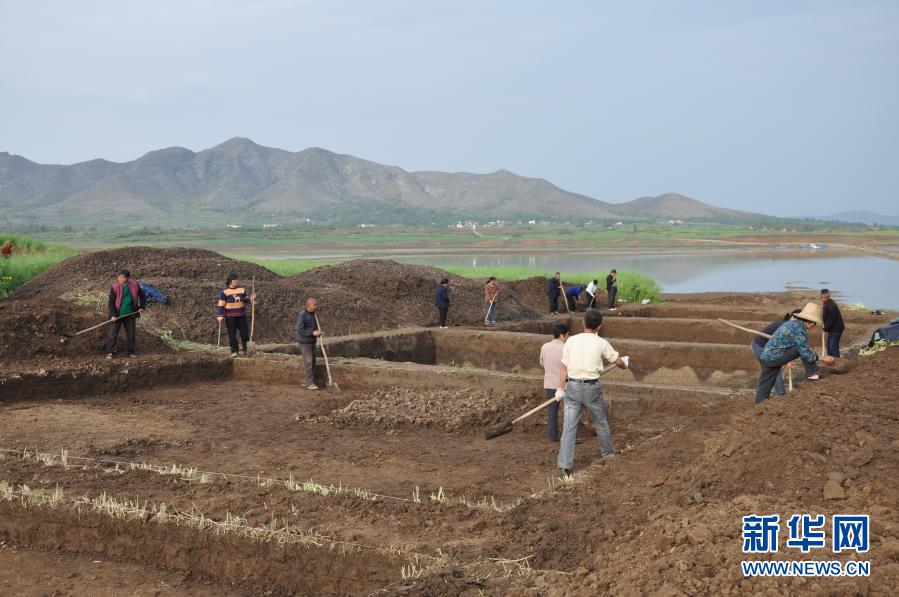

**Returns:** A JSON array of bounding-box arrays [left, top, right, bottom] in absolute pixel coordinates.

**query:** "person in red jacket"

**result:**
[[106, 269, 146, 359]]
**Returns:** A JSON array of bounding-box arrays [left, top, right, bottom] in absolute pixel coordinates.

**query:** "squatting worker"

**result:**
[[296, 297, 321, 390], [820, 289, 845, 358], [106, 269, 146, 359], [555, 308, 629, 475], [565, 284, 583, 312], [750, 309, 801, 397], [484, 276, 501, 325], [216, 273, 256, 357], [606, 269, 618, 310], [585, 279, 599, 309], [547, 272, 562, 314], [539, 323, 569, 442], [755, 302, 834, 404], [435, 278, 450, 328]]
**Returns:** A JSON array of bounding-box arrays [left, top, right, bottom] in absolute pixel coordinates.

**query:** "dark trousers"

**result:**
[[298, 342, 316, 385], [548, 294, 559, 313], [225, 316, 249, 353], [437, 307, 448, 327], [546, 388, 560, 441], [567, 295, 578, 312], [586, 293, 597, 309], [106, 316, 136, 355], [607, 287, 618, 308], [755, 347, 818, 404], [826, 333, 842, 358]]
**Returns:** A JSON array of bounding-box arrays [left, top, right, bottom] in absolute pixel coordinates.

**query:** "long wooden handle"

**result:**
[[822, 330, 827, 355], [75, 310, 139, 336], [512, 363, 618, 425], [250, 276, 256, 341], [559, 282, 571, 313], [316, 316, 333, 386], [718, 318, 771, 339]]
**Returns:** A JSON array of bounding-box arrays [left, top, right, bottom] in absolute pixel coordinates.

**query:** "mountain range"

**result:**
[[1, 137, 763, 226], [821, 211, 899, 227]]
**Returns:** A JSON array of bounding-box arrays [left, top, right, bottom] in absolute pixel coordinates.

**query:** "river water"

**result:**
[[399, 251, 899, 310]]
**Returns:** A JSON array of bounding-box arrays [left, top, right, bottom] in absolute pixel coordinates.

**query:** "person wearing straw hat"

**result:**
[[754, 302, 834, 404]]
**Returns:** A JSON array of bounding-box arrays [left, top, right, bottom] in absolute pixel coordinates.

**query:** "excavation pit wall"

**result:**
[[260, 327, 758, 388]]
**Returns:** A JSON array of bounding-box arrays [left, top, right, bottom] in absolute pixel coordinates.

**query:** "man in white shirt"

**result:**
[[585, 279, 599, 309], [539, 323, 570, 442], [556, 309, 628, 475]]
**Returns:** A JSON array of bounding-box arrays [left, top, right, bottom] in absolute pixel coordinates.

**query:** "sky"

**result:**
[[1, 0, 897, 216]]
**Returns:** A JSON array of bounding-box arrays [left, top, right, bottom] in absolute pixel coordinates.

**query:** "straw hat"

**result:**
[[794, 302, 823, 325]]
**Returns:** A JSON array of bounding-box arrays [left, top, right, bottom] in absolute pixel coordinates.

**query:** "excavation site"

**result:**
[[1, 248, 897, 595]]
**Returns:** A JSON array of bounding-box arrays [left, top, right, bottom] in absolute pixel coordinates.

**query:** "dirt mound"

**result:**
[[12, 250, 543, 345], [304, 386, 523, 432], [0, 296, 172, 361], [485, 347, 899, 594]]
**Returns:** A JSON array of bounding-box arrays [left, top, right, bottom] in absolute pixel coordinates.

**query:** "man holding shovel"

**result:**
[[540, 323, 569, 442], [547, 272, 562, 314], [296, 297, 321, 390], [484, 277, 500, 325], [106, 269, 146, 359], [556, 309, 629, 475]]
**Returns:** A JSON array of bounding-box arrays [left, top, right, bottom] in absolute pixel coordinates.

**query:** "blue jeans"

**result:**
[[485, 300, 497, 323], [557, 380, 614, 470], [750, 342, 784, 396], [546, 388, 560, 441], [826, 332, 842, 358]]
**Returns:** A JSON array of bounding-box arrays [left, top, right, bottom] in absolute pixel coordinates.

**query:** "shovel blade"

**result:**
[[484, 420, 514, 440], [326, 383, 342, 394]]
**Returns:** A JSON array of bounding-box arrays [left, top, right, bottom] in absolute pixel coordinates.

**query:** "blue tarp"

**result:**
[[870, 321, 899, 344], [139, 282, 168, 305]]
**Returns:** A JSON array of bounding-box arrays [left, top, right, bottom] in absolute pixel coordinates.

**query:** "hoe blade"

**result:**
[[484, 420, 514, 440]]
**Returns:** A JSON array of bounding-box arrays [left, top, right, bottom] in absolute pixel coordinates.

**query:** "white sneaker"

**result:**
[[306, 384, 319, 390]]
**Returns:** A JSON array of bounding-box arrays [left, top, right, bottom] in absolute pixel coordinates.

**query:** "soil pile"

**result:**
[[0, 296, 171, 362], [484, 347, 899, 595], [11, 249, 543, 344], [305, 386, 524, 432]]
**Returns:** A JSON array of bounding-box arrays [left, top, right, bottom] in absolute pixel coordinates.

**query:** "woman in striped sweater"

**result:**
[[217, 273, 256, 357]]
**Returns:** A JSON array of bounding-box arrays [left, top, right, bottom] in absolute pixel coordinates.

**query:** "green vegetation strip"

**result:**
[[0, 234, 79, 297]]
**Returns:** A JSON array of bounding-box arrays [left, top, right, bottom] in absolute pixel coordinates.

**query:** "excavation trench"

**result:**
[[260, 327, 760, 388]]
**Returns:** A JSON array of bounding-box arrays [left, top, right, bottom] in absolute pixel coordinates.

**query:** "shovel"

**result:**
[[484, 297, 496, 325], [485, 362, 620, 440], [247, 276, 257, 355], [559, 281, 572, 313], [61, 310, 141, 344], [217, 318, 222, 348], [316, 317, 341, 394]]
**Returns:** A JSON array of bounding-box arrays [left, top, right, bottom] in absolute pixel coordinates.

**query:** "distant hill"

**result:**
[[821, 210, 899, 227], [1, 137, 771, 227]]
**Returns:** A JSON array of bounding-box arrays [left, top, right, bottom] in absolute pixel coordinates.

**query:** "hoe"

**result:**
[[485, 362, 619, 440]]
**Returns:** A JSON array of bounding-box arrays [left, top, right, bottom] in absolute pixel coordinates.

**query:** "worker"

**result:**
[[820, 289, 845, 357], [755, 302, 835, 404], [106, 269, 146, 359], [1, 240, 11, 258], [547, 272, 562, 314], [750, 309, 801, 397], [484, 276, 501, 325], [606, 269, 618, 310], [565, 284, 583, 312], [555, 309, 629, 475], [435, 278, 450, 328], [296, 297, 321, 390], [585, 279, 599, 309], [539, 323, 570, 442], [216, 273, 256, 357]]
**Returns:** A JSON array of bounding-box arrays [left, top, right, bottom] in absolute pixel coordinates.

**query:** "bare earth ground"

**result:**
[[1, 251, 897, 594]]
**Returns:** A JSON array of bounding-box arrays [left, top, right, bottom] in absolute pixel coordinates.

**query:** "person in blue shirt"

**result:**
[[750, 309, 801, 397], [565, 284, 583, 312], [435, 278, 450, 328], [755, 302, 834, 404]]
